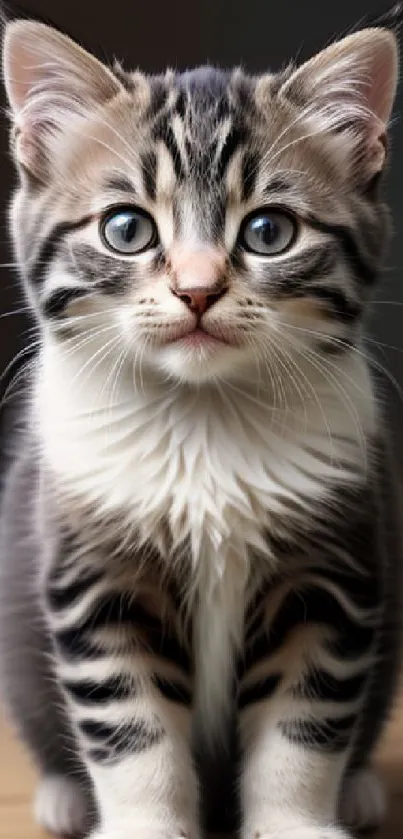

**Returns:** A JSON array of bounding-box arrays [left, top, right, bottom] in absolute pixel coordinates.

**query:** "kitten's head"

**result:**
[[2, 19, 399, 384]]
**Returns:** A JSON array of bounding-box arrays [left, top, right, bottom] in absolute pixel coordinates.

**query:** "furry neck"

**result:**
[[36, 336, 376, 568]]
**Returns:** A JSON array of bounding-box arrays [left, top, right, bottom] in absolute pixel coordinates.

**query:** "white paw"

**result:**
[[90, 833, 191, 839], [89, 827, 195, 839], [339, 766, 387, 831], [247, 823, 350, 839], [34, 774, 90, 837]]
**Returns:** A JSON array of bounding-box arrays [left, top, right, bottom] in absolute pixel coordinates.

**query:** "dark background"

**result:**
[[1, 0, 402, 458]]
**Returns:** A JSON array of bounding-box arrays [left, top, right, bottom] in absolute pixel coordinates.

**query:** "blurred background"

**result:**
[[0, 0, 402, 464]]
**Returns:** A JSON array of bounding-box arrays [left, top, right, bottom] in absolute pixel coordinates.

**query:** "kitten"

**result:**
[[0, 14, 402, 839]]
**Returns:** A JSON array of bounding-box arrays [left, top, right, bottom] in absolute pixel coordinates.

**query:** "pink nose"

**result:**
[[169, 245, 228, 315], [172, 287, 226, 315]]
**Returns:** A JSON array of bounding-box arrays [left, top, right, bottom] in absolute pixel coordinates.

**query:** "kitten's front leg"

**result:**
[[45, 560, 199, 839], [241, 711, 351, 839], [86, 728, 197, 839], [239, 564, 378, 839]]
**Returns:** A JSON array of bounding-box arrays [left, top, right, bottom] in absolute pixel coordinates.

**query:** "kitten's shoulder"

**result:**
[[0, 399, 42, 545]]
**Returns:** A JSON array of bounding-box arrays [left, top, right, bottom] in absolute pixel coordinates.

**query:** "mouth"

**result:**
[[172, 327, 229, 348], [148, 322, 246, 381], [154, 321, 237, 348]]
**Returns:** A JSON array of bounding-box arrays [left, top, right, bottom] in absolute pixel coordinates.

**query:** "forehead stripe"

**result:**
[[241, 151, 259, 201], [103, 175, 137, 197], [215, 126, 245, 179], [140, 151, 157, 201], [153, 120, 186, 180]]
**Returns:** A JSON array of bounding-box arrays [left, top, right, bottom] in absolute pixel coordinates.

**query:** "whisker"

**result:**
[[0, 356, 38, 411], [0, 306, 33, 320], [65, 335, 122, 401], [264, 332, 337, 457], [370, 300, 403, 307], [0, 341, 40, 388], [280, 331, 369, 472], [272, 317, 403, 408]]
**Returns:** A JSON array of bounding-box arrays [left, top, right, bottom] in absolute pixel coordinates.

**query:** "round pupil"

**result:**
[[250, 216, 278, 245]]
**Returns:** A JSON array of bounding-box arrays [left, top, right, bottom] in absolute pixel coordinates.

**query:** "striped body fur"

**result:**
[[0, 16, 402, 839]]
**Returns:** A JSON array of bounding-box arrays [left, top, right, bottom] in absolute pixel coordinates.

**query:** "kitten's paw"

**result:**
[[249, 822, 350, 839], [90, 832, 192, 839], [34, 774, 90, 837], [340, 766, 387, 832]]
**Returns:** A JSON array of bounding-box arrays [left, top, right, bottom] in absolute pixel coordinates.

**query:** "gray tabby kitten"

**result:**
[[0, 15, 402, 839]]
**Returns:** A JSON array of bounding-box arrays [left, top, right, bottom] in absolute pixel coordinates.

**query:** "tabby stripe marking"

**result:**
[[215, 126, 245, 180], [174, 89, 187, 119], [242, 584, 375, 674], [55, 627, 104, 661], [42, 287, 91, 319], [141, 151, 157, 201], [280, 712, 357, 752], [307, 286, 361, 321], [154, 122, 186, 180], [47, 570, 104, 610], [238, 674, 281, 709], [241, 151, 259, 201], [87, 748, 111, 763], [306, 566, 380, 611], [282, 248, 336, 287], [153, 675, 192, 706], [64, 676, 133, 705], [29, 215, 93, 287], [294, 669, 366, 703], [263, 175, 293, 195], [102, 174, 137, 197], [147, 82, 169, 120], [307, 216, 376, 285], [55, 592, 191, 671], [79, 719, 163, 762]]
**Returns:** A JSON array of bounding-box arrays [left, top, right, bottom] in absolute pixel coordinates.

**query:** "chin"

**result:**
[[147, 340, 253, 385]]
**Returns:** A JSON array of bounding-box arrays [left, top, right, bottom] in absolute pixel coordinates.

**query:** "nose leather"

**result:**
[[172, 287, 226, 315], [169, 245, 228, 314]]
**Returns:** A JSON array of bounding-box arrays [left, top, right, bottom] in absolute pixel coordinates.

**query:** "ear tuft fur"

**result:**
[[2, 20, 122, 178]]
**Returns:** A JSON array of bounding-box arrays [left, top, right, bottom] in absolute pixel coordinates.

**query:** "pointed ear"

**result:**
[[2, 21, 123, 180], [280, 27, 399, 182]]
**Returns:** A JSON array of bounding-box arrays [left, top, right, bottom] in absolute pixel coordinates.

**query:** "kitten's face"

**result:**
[[3, 22, 398, 384]]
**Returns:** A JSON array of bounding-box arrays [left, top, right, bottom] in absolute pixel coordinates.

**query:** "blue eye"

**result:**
[[241, 210, 296, 255], [101, 208, 157, 254]]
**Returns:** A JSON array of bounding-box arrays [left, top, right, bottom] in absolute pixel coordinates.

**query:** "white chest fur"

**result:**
[[38, 340, 376, 735], [38, 341, 375, 564]]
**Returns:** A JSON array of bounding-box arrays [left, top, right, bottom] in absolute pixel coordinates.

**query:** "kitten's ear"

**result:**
[[280, 27, 399, 180], [2, 20, 123, 180]]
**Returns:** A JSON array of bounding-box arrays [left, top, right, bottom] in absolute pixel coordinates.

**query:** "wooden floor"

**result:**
[[0, 696, 402, 839]]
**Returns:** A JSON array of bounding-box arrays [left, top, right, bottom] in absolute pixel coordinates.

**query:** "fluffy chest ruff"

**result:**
[[38, 345, 375, 580]]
